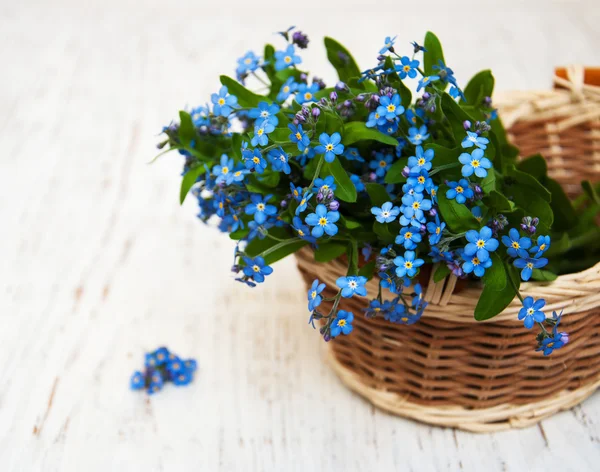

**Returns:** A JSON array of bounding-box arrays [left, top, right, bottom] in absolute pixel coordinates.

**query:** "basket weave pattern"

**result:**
[[295, 67, 600, 432]]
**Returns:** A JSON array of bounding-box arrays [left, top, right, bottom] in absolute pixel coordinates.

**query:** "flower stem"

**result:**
[[307, 155, 324, 191], [259, 237, 302, 259], [429, 162, 460, 176], [505, 261, 524, 303]]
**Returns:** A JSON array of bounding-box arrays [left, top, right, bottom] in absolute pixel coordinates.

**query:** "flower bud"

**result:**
[[402, 166, 410, 178], [356, 94, 366, 102], [329, 200, 340, 211], [330, 91, 338, 102], [335, 81, 349, 92], [463, 120, 472, 130], [311, 107, 320, 118]]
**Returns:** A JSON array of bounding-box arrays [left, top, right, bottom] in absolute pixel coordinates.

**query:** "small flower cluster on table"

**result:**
[[130, 347, 197, 394], [155, 27, 598, 356]]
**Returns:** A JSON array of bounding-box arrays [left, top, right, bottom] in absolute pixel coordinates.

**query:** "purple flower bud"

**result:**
[[343, 100, 352, 108], [301, 106, 310, 116], [335, 81, 349, 92], [372, 94, 380, 104], [369, 172, 377, 182], [300, 72, 308, 82], [316, 191, 324, 202], [320, 97, 328, 106], [429, 208, 437, 217], [560, 332, 570, 345], [377, 54, 386, 62], [280, 200, 288, 208], [484, 96, 492, 107], [422, 92, 431, 100], [295, 113, 306, 123], [311, 107, 320, 118], [292, 31, 309, 49], [402, 166, 410, 178], [292, 118, 299, 126], [330, 91, 338, 102], [463, 120, 472, 130], [323, 334, 331, 342], [429, 105, 436, 113], [420, 224, 427, 233], [329, 200, 340, 211], [313, 76, 326, 90], [356, 94, 366, 102]]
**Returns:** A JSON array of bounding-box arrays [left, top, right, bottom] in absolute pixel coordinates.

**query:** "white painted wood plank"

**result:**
[[0, 1, 599, 471]]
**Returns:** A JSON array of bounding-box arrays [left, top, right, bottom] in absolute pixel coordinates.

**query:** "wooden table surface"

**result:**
[[1, 1, 599, 470]]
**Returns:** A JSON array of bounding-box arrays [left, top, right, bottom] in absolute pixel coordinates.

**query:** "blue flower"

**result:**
[[397, 56, 419, 79], [173, 370, 193, 386], [449, 86, 465, 100], [379, 36, 397, 54], [372, 201, 400, 223], [426, 215, 446, 245], [537, 332, 566, 356], [277, 77, 298, 102], [330, 310, 354, 337], [295, 82, 319, 104], [249, 101, 280, 126], [408, 125, 430, 145], [289, 123, 310, 151], [242, 256, 273, 283], [344, 147, 364, 162], [417, 75, 440, 91], [366, 110, 386, 128], [308, 279, 326, 311], [268, 147, 291, 174], [190, 106, 210, 127], [514, 255, 549, 281], [369, 151, 393, 177], [245, 194, 277, 224], [336, 275, 368, 298], [295, 191, 313, 215], [147, 372, 164, 395], [183, 359, 198, 372], [377, 94, 405, 121], [459, 148, 492, 178], [401, 192, 432, 221], [290, 183, 303, 201], [408, 146, 434, 173], [530, 235, 551, 257], [364, 299, 393, 318], [315, 132, 344, 163], [406, 170, 430, 193], [464, 226, 499, 262], [251, 121, 275, 147], [393, 250, 425, 278], [236, 51, 260, 75], [351, 174, 365, 192], [213, 154, 235, 184], [130, 371, 145, 390], [518, 296, 546, 329], [446, 179, 473, 204], [396, 226, 422, 249], [305, 204, 340, 237], [296, 146, 316, 166], [274, 44, 301, 71], [378, 120, 399, 135], [461, 252, 492, 277], [292, 216, 316, 243], [211, 86, 238, 116], [461, 131, 489, 150], [502, 228, 532, 258], [379, 272, 398, 294], [313, 176, 337, 194], [243, 147, 267, 173]]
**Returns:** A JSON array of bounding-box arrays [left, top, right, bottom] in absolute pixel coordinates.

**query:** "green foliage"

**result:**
[[437, 185, 481, 232], [423, 32, 445, 77], [323, 37, 361, 84], [463, 70, 494, 105], [179, 165, 204, 204], [321, 157, 357, 203], [219, 75, 264, 107]]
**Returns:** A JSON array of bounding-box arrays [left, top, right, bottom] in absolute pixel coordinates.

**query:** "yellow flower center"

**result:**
[[418, 176, 425, 184], [311, 291, 317, 299], [284, 56, 292, 64], [298, 229, 304, 236], [436, 227, 441, 234], [337, 319, 346, 327], [253, 265, 260, 272], [412, 202, 420, 210], [253, 156, 260, 164], [512, 241, 520, 249], [423, 77, 429, 83], [387, 104, 396, 113], [257, 129, 264, 136], [304, 92, 312, 100], [471, 159, 480, 168], [476, 239, 486, 248], [295, 132, 302, 140], [326, 144, 334, 151], [256, 203, 265, 211], [456, 186, 464, 193], [401, 317, 408, 322], [472, 257, 480, 265], [526, 262, 534, 269], [318, 217, 328, 226], [218, 98, 225, 105], [283, 86, 290, 93], [540, 244, 546, 251], [418, 158, 425, 166], [404, 261, 413, 269], [404, 65, 411, 72], [527, 308, 534, 315], [405, 232, 413, 239], [379, 160, 387, 167], [222, 166, 229, 174]]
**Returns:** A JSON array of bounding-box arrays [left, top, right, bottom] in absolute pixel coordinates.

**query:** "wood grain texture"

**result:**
[[0, 1, 599, 470]]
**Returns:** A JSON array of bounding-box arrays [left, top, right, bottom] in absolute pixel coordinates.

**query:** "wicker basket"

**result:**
[[295, 67, 600, 432]]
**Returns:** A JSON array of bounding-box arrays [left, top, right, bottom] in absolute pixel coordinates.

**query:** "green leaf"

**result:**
[[373, 222, 396, 244], [437, 185, 481, 232], [546, 178, 578, 231], [440, 93, 477, 144], [582, 180, 600, 205], [321, 157, 357, 202], [268, 127, 290, 143], [231, 133, 244, 160], [474, 265, 519, 321], [342, 121, 398, 147], [463, 70, 494, 106], [517, 154, 547, 180], [433, 264, 451, 283], [531, 269, 558, 282], [365, 183, 390, 207], [178, 111, 196, 147], [505, 165, 551, 202], [342, 216, 363, 229], [314, 243, 347, 263], [245, 174, 277, 195], [482, 190, 514, 213], [230, 228, 249, 240], [480, 169, 497, 194], [358, 260, 377, 280], [219, 75, 264, 108], [179, 165, 204, 204], [423, 32, 445, 77], [323, 37, 361, 83], [263, 240, 308, 265], [505, 186, 554, 234], [384, 159, 408, 184], [482, 253, 507, 291], [545, 232, 571, 257]]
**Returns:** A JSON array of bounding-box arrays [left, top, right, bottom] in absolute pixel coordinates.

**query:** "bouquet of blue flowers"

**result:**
[[157, 28, 600, 355]]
